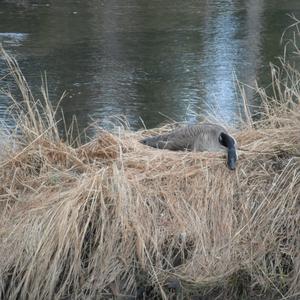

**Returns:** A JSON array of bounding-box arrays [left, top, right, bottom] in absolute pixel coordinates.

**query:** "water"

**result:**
[[0, 0, 300, 132]]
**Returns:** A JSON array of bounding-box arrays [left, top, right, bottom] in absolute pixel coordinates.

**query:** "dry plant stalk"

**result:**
[[0, 34, 299, 300]]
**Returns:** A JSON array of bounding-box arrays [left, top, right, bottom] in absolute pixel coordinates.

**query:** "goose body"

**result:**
[[140, 123, 238, 170]]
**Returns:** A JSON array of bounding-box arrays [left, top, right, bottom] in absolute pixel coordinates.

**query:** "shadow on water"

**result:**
[[0, 0, 300, 134]]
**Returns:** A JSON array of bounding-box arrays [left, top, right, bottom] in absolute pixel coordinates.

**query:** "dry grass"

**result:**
[[0, 38, 299, 300]]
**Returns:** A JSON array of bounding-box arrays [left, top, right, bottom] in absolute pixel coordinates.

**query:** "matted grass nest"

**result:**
[[0, 44, 299, 300]]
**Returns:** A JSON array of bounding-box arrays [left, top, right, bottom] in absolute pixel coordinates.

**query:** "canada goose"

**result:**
[[140, 123, 238, 170]]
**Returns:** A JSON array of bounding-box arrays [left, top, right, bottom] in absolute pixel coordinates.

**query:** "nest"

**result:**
[[0, 46, 299, 300]]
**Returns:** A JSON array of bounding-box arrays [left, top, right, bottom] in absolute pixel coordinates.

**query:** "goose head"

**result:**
[[218, 132, 238, 170]]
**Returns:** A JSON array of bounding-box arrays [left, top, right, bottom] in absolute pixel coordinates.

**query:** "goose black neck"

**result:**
[[220, 132, 235, 150], [220, 132, 237, 170]]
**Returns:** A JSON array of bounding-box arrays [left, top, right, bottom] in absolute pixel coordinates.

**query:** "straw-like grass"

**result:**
[[0, 36, 299, 300]]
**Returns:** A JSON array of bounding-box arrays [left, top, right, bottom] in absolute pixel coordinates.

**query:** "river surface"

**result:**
[[0, 0, 300, 133]]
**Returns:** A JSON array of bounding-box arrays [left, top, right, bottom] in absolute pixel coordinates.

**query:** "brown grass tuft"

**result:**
[[0, 35, 300, 300]]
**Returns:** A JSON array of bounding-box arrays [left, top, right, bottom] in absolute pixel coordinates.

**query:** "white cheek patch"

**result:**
[[233, 137, 238, 158]]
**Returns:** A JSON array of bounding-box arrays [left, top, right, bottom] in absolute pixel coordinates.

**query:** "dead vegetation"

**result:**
[[0, 34, 299, 300]]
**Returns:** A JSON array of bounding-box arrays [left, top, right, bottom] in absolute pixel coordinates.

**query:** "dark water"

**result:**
[[0, 0, 300, 132]]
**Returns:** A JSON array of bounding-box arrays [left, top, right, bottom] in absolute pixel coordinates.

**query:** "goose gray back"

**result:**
[[140, 123, 238, 170]]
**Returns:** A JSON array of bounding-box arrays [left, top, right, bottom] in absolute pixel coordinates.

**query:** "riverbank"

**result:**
[[0, 46, 299, 299]]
